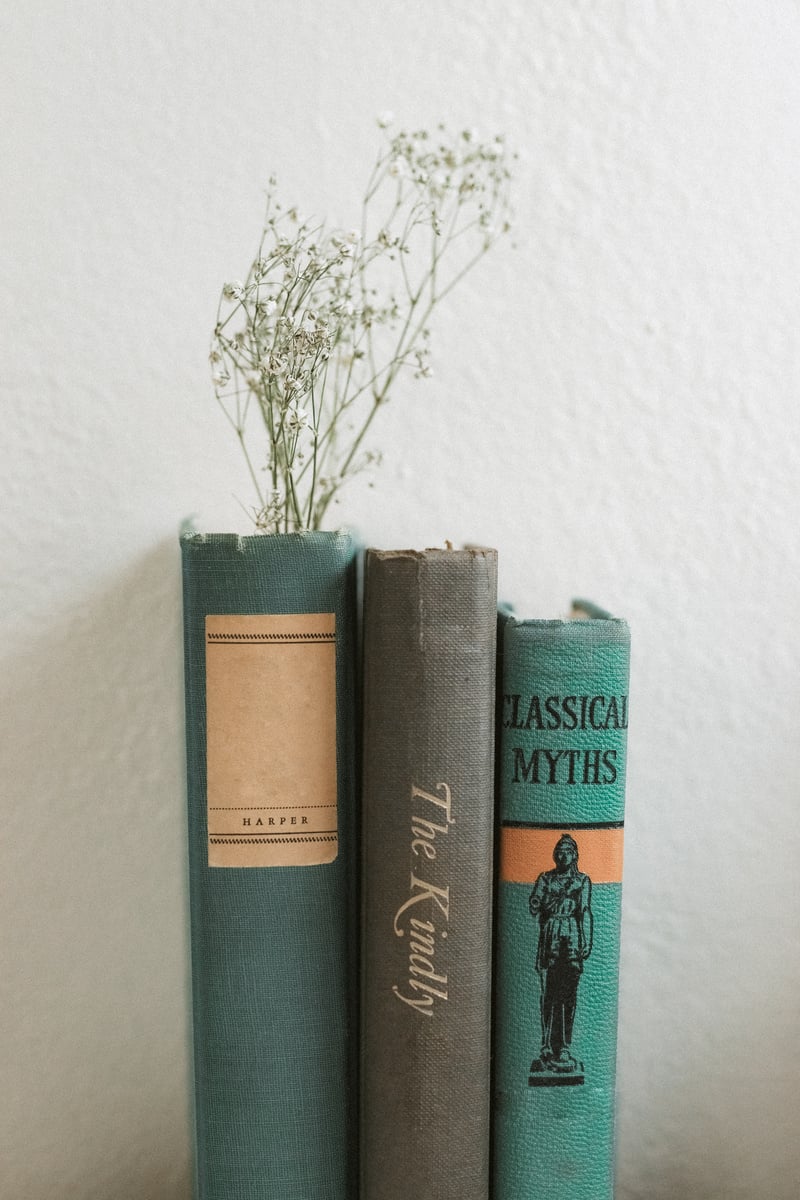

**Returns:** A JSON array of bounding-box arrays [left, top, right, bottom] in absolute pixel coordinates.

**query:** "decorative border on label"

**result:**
[[207, 631, 336, 643], [209, 835, 339, 845]]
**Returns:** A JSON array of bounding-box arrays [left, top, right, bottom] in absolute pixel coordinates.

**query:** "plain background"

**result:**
[[3, 2, 799, 1197]]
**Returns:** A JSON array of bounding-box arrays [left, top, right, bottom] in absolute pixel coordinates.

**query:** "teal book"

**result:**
[[180, 530, 359, 1200], [492, 603, 630, 1200]]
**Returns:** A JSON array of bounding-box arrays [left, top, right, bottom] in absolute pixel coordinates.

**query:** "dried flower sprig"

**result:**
[[211, 119, 513, 532]]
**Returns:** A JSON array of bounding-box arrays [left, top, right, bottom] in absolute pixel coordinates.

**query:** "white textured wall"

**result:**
[[3, 2, 799, 1197]]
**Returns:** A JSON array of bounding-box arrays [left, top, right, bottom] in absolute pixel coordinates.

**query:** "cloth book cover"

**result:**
[[493, 604, 630, 1200], [181, 529, 359, 1200], [360, 547, 498, 1200]]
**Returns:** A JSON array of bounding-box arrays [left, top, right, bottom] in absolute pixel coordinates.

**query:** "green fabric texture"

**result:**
[[493, 613, 630, 1200], [181, 531, 359, 1200]]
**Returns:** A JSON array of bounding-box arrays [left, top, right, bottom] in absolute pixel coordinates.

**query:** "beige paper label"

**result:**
[[205, 613, 338, 867]]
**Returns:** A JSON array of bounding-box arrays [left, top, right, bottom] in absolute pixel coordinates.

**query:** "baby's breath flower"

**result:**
[[286, 404, 311, 434], [253, 489, 284, 533], [212, 121, 513, 532]]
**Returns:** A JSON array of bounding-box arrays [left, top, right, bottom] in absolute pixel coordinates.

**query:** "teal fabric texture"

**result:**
[[181, 531, 359, 1200], [493, 613, 630, 1200]]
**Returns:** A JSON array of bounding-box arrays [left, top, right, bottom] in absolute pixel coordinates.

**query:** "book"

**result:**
[[360, 547, 498, 1200], [492, 602, 630, 1200], [180, 529, 360, 1200]]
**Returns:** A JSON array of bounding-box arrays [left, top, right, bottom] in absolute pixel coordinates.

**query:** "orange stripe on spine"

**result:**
[[500, 826, 624, 884]]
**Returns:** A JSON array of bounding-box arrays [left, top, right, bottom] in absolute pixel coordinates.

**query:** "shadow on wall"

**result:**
[[615, 993, 800, 1200], [1, 538, 194, 1200], [618, 1170, 719, 1200]]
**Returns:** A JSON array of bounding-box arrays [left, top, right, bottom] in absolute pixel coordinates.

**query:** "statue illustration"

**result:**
[[529, 834, 593, 1081]]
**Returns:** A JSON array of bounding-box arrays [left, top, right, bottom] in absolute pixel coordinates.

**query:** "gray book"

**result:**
[[360, 547, 498, 1200]]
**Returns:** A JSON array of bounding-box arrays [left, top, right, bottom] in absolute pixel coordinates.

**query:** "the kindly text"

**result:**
[[392, 782, 453, 1018]]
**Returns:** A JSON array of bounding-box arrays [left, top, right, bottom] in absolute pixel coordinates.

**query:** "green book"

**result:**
[[180, 530, 359, 1200], [360, 548, 498, 1200], [492, 603, 630, 1200]]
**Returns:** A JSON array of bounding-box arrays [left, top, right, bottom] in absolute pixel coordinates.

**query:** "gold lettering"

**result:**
[[411, 782, 454, 824], [393, 875, 450, 935], [392, 782, 453, 1016], [392, 986, 434, 1015]]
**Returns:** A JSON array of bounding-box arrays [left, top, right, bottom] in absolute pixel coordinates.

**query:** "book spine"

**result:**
[[492, 613, 630, 1200], [181, 530, 359, 1200], [360, 548, 498, 1200]]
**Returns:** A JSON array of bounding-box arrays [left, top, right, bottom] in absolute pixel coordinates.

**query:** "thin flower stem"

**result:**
[[236, 427, 266, 509]]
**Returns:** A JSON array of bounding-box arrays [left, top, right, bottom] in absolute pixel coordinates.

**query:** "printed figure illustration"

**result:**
[[528, 834, 593, 1085]]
